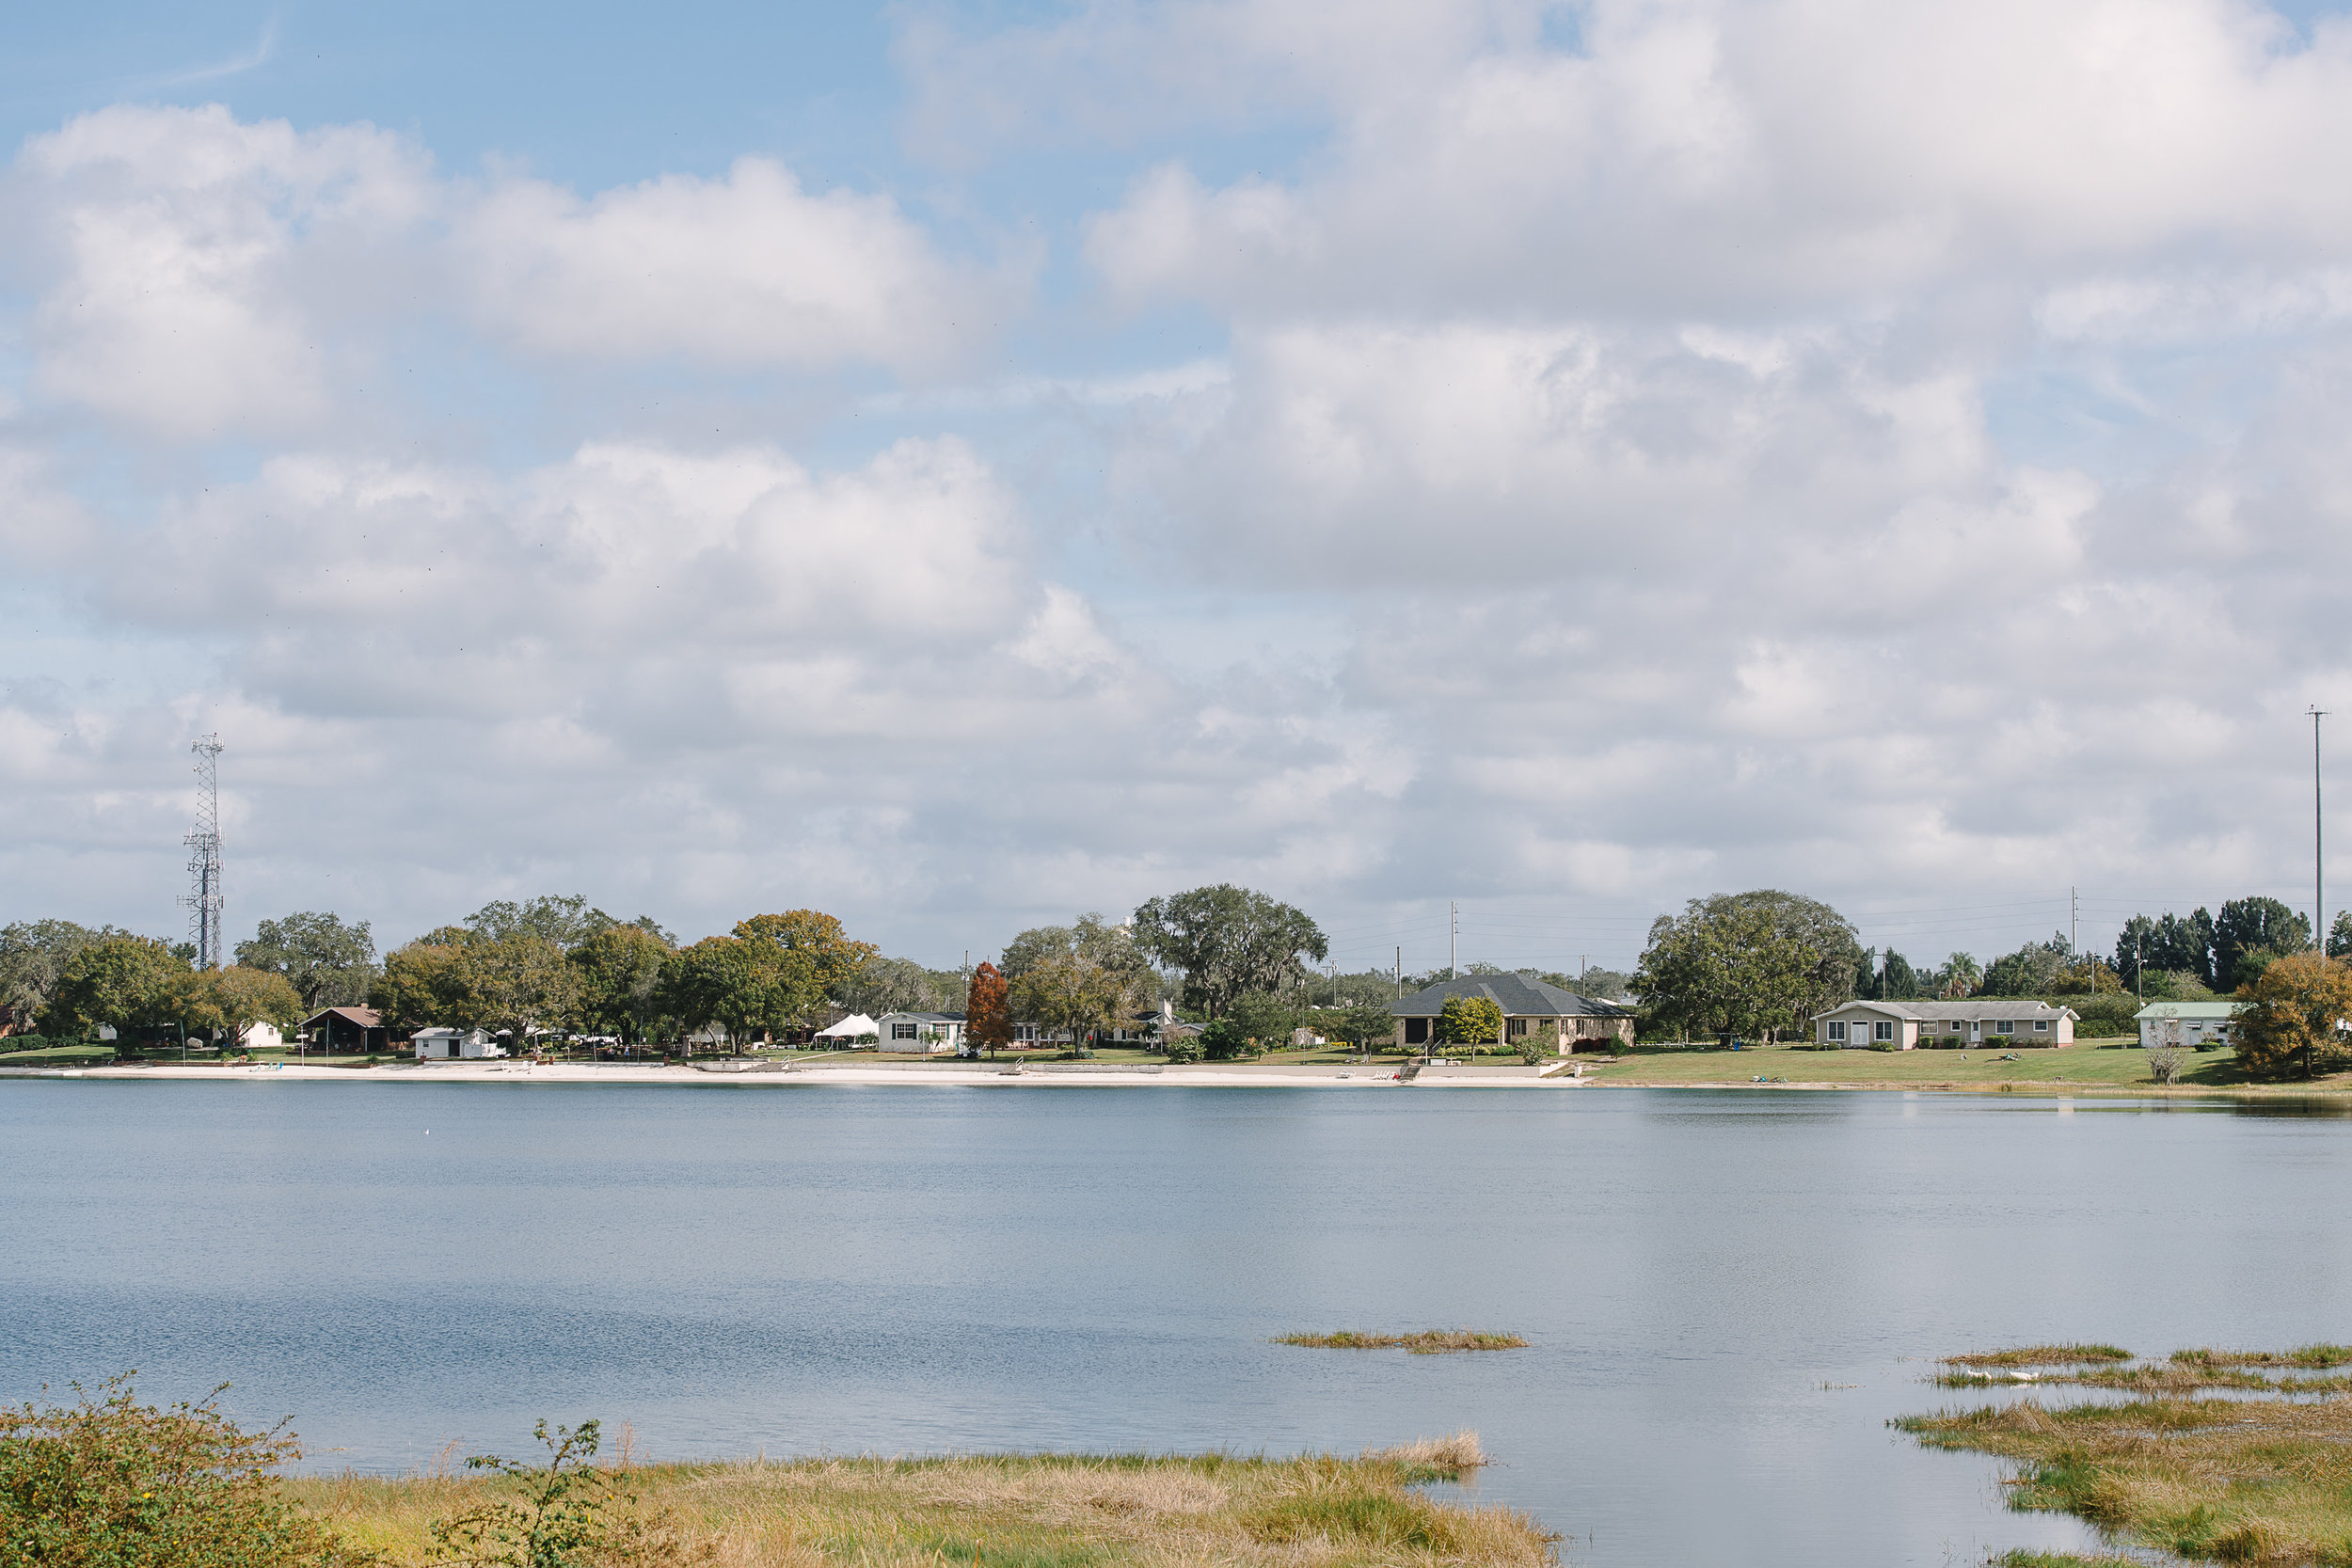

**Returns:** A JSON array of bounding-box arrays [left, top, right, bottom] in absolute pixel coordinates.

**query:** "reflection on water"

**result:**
[[5, 1081, 2349, 1567]]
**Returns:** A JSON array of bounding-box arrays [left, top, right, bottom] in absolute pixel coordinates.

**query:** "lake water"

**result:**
[[5, 1080, 2349, 1565]]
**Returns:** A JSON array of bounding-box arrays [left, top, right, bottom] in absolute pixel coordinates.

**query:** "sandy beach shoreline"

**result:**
[[0, 1059, 1581, 1088]]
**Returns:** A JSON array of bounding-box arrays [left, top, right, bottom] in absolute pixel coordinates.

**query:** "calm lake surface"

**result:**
[[5, 1080, 2349, 1564]]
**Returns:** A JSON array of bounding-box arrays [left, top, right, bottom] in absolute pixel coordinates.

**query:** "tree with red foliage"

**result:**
[[965, 961, 1011, 1059]]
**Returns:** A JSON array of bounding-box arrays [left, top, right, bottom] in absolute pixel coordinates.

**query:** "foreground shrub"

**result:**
[[0, 1373, 373, 1568], [428, 1418, 702, 1568]]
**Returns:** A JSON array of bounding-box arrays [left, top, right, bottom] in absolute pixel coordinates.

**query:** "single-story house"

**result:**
[[815, 1013, 881, 1044], [412, 1026, 504, 1060], [879, 1011, 965, 1053], [1388, 975, 1635, 1053], [238, 1021, 284, 1052], [303, 1006, 389, 1053], [1812, 999, 2077, 1049], [2134, 1001, 2242, 1048]]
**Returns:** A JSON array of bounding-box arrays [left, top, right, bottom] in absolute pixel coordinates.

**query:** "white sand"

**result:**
[[2, 1060, 1584, 1088]]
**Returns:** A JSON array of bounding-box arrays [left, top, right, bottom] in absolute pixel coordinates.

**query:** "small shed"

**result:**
[[412, 1026, 504, 1060]]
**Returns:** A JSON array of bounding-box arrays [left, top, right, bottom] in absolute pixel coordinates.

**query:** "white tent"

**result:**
[[815, 1013, 880, 1041]]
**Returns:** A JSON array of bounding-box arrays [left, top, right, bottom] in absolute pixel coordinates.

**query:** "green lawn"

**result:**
[[1581, 1039, 2273, 1091], [0, 1042, 118, 1068]]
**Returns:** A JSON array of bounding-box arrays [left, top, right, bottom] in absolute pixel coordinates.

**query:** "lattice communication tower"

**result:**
[[183, 735, 225, 970]]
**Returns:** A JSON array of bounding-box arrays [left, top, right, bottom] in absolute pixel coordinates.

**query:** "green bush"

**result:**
[[1200, 1020, 1248, 1061], [429, 1418, 695, 1568], [0, 1035, 74, 1053], [1162, 1034, 1202, 1063], [0, 1374, 373, 1568]]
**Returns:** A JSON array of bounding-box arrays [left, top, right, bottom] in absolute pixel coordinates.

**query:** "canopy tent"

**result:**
[[815, 1013, 880, 1040]]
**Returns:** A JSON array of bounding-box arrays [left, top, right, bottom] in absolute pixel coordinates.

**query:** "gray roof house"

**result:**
[[1388, 974, 1633, 1054], [2133, 1001, 2241, 1048], [1812, 998, 2077, 1049]]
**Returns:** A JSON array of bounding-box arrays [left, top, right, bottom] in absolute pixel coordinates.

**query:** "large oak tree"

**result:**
[[1130, 885, 1327, 1019], [1637, 891, 1861, 1041]]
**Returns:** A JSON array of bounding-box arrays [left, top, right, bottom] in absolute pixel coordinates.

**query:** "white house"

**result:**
[[2135, 1001, 2241, 1048], [878, 1012, 965, 1053], [412, 1026, 504, 1060], [238, 1021, 284, 1052], [1812, 999, 2077, 1049]]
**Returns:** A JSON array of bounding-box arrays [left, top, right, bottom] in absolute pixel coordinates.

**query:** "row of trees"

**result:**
[[2112, 898, 2327, 995], [371, 902, 873, 1049], [22, 933, 306, 1045], [3, 911, 384, 1044], [6, 883, 1342, 1053], [1801, 895, 2327, 1014]]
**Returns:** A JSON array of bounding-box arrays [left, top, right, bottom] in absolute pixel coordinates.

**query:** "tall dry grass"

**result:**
[[285, 1439, 1555, 1568]]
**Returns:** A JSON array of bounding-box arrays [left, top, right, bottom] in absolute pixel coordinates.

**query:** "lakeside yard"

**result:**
[[1579, 1039, 2286, 1092]]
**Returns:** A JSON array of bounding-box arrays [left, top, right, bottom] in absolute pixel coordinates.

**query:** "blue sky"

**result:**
[[8, 0, 2352, 977]]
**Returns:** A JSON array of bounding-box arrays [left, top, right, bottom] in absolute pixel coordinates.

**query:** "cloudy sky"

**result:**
[[6, 0, 2351, 974]]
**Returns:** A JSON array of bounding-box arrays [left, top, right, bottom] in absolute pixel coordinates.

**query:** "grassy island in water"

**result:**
[[1900, 1343, 2352, 1565]]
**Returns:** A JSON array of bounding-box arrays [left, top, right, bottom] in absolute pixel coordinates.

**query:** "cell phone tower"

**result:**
[[183, 735, 225, 971]]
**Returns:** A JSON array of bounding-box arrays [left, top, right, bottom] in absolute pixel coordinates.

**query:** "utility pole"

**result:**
[[2135, 932, 2144, 1006], [1394, 946, 1402, 999], [2070, 886, 2078, 963], [1450, 902, 1458, 979], [2314, 707, 2328, 957]]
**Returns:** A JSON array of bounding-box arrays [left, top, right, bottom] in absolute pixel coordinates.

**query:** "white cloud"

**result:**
[[1107, 316, 1993, 584], [10, 103, 431, 439], [456, 158, 1016, 372], [3, 106, 1016, 446], [1074, 0, 2352, 316]]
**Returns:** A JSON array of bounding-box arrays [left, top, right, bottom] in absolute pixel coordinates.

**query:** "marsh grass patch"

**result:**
[[1275, 1331, 1529, 1354], [1942, 1345, 2133, 1370], [1901, 1347, 2352, 1564]]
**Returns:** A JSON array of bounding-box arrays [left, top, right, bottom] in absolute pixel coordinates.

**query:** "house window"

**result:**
[[1874, 1021, 1894, 1041], [1994, 1021, 2015, 1035], [1508, 1018, 1526, 1037], [1826, 1022, 1847, 1042], [2033, 1020, 2049, 1032], [1948, 1021, 1964, 1034], [892, 1022, 918, 1040]]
